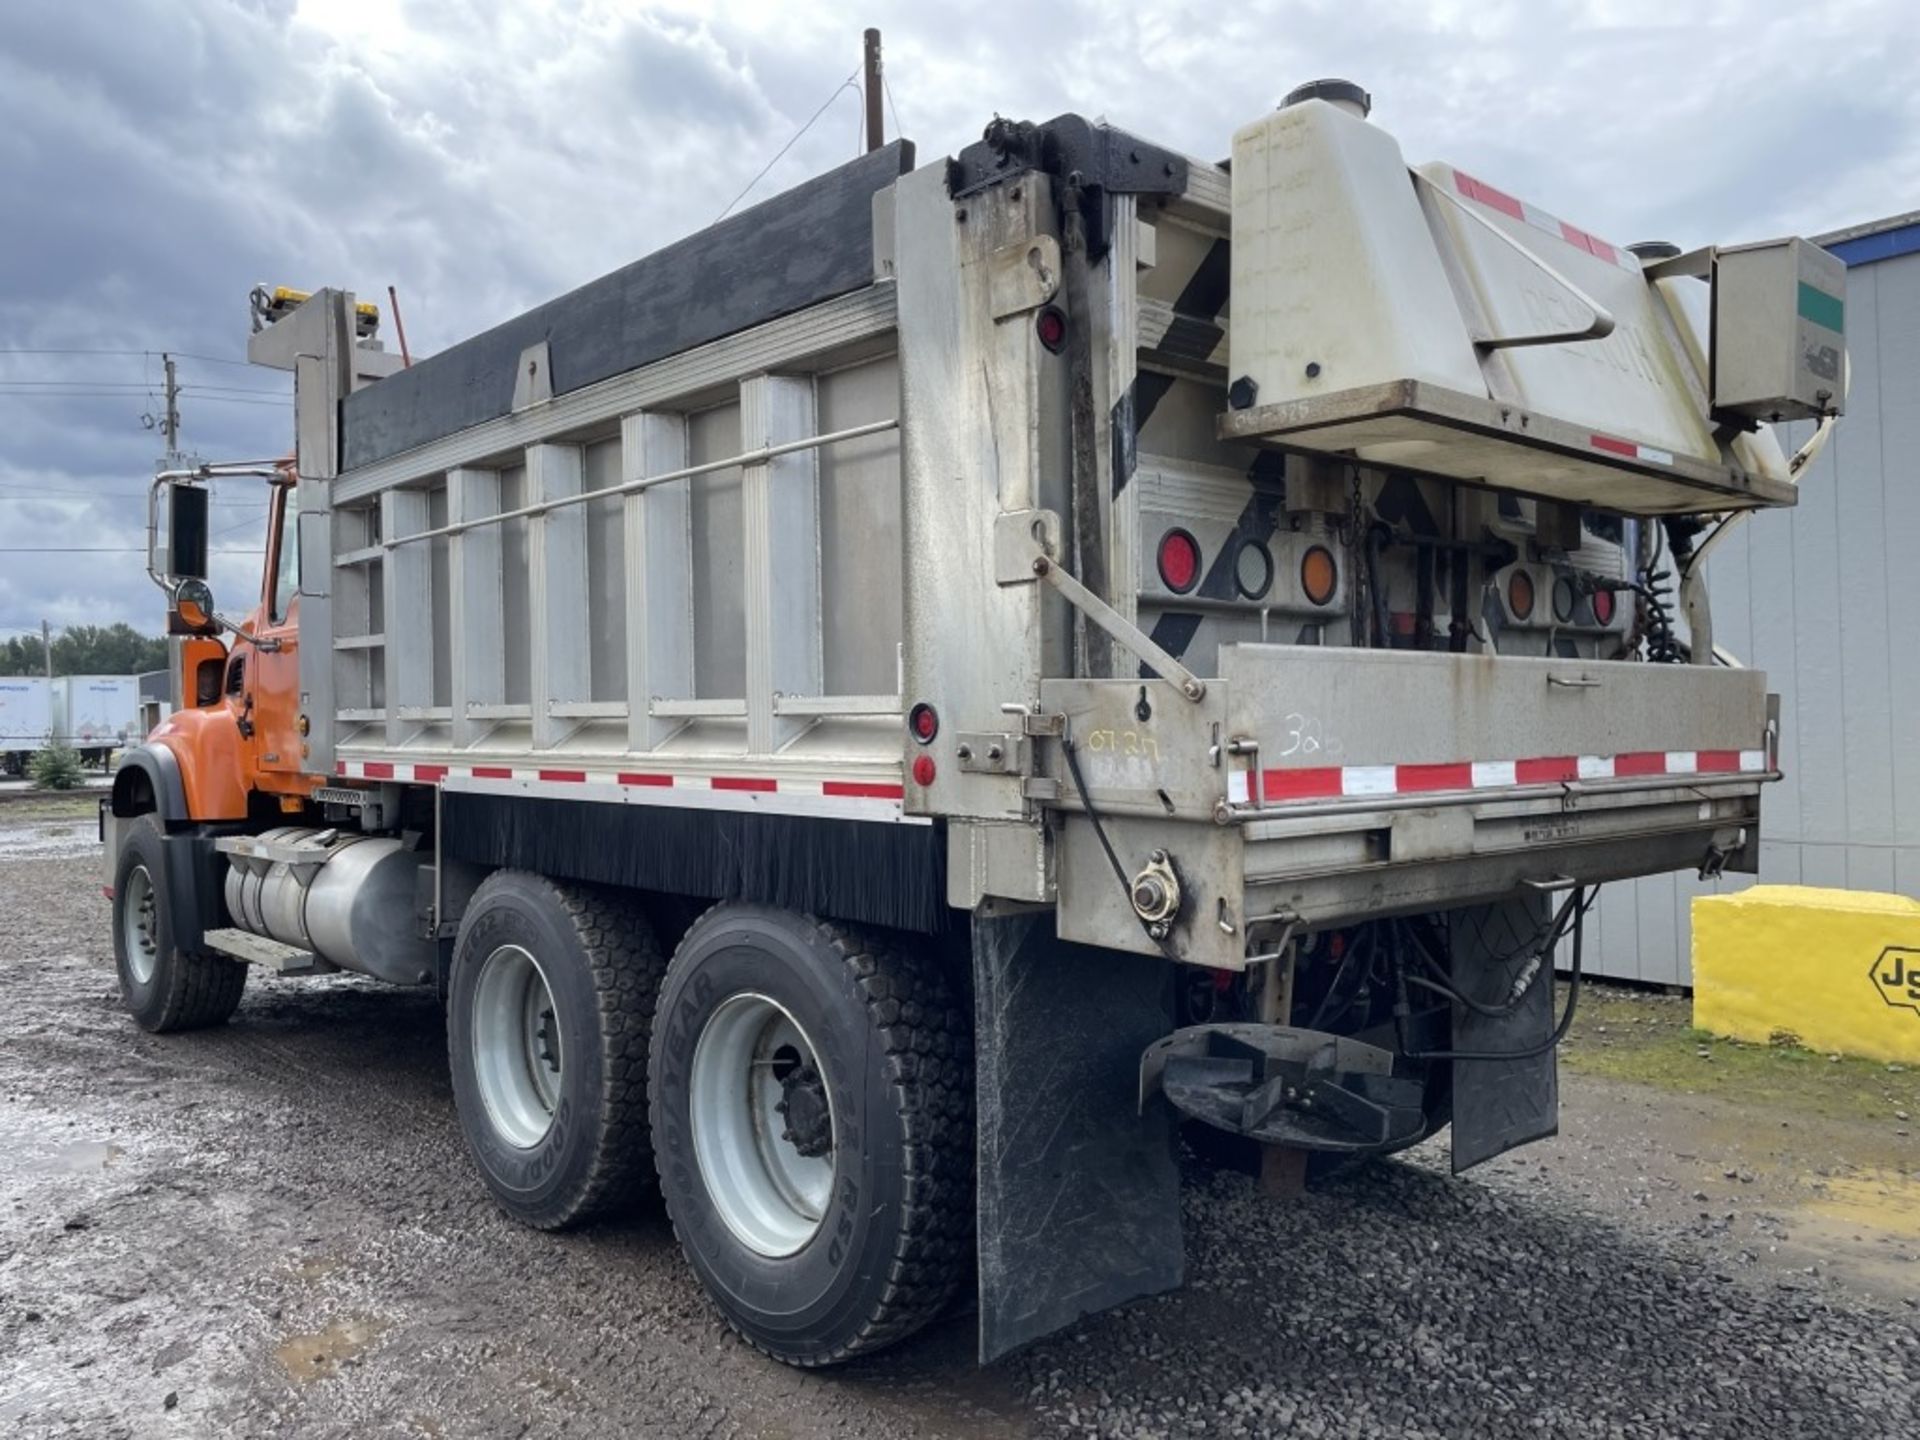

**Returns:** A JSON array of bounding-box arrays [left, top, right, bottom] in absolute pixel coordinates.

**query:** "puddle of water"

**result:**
[[277, 1315, 388, 1384], [1804, 1167, 1920, 1239], [289, 1254, 346, 1282], [0, 820, 101, 861], [0, 1124, 124, 1174]]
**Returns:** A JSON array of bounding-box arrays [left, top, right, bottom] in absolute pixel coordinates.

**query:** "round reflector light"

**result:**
[[911, 754, 936, 787], [1157, 529, 1201, 594], [1507, 569, 1535, 620], [1592, 586, 1616, 626], [908, 701, 938, 744], [1300, 545, 1338, 607]]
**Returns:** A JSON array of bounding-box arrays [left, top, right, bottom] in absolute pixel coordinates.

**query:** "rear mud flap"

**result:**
[[1449, 893, 1560, 1173], [972, 911, 1184, 1362]]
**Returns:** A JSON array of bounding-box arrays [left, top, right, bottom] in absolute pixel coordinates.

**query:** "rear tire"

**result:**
[[650, 906, 973, 1366], [447, 872, 667, 1230], [112, 815, 246, 1033]]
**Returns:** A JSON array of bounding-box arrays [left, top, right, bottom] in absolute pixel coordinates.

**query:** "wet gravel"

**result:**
[[2, 833, 1916, 1438]]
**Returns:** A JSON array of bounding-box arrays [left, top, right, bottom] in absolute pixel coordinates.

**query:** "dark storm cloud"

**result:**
[[2, 0, 1915, 643]]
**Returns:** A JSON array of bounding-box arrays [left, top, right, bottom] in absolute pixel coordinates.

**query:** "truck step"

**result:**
[[202, 927, 339, 977]]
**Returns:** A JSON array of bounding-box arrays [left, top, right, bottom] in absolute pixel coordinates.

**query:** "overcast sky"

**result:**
[[3, 0, 1914, 645]]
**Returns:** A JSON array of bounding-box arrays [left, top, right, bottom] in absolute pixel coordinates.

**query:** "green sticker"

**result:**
[[1797, 281, 1844, 333]]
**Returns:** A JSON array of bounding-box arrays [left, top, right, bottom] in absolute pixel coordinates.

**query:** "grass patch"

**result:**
[[1561, 982, 1919, 1126], [0, 793, 101, 825]]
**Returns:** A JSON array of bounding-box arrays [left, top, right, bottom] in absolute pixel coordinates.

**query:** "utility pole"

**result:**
[[863, 28, 884, 152], [161, 352, 181, 464], [40, 619, 53, 680]]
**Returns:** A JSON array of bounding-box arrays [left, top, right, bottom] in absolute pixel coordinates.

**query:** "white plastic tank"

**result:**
[[1226, 89, 1796, 511]]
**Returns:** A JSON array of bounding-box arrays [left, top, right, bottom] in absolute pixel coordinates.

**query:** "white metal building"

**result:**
[[1585, 211, 1920, 984]]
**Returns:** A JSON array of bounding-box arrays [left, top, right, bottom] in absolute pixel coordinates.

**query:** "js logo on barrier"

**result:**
[[1872, 947, 1920, 1015]]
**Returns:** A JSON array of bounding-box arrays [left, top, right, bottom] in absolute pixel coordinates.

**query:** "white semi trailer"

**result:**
[[53, 674, 141, 767], [1, 676, 53, 775], [103, 83, 1842, 1365]]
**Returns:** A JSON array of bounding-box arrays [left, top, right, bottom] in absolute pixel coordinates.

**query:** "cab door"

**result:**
[[249, 483, 307, 781]]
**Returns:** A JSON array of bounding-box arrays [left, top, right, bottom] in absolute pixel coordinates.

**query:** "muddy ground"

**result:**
[[2, 797, 1916, 1437]]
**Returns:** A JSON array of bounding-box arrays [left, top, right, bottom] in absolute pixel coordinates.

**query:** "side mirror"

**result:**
[[169, 577, 219, 636], [167, 483, 210, 580]]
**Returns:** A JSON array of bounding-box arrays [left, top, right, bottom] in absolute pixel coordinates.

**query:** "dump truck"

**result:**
[[102, 81, 1844, 1366]]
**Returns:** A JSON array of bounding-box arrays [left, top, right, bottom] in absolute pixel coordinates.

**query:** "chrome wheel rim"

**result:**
[[122, 864, 159, 985], [472, 944, 563, 1149], [689, 992, 835, 1257]]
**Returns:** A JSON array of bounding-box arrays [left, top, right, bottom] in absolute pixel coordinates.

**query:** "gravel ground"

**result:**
[[2, 813, 1916, 1438]]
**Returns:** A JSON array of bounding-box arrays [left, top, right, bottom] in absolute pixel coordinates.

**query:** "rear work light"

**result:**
[[1552, 576, 1576, 624], [1507, 569, 1535, 620], [908, 702, 938, 744], [1300, 545, 1338, 607], [1157, 529, 1201, 594]]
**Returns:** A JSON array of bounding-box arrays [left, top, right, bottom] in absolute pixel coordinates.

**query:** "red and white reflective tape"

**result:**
[[1444, 167, 1642, 276], [1587, 431, 1675, 467], [1228, 748, 1769, 806], [331, 760, 916, 824]]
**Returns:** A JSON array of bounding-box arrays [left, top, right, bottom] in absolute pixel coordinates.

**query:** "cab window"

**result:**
[[270, 487, 300, 623]]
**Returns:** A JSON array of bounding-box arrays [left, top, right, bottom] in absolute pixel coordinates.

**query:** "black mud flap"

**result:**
[[1449, 892, 1560, 1173], [972, 912, 1184, 1362]]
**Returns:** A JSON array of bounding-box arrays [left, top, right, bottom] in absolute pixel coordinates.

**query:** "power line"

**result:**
[[716, 68, 862, 223], [0, 347, 254, 367]]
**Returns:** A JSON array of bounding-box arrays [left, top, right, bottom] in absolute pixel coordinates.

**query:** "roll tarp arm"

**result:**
[[339, 140, 916, 471], [948, 114, 1188, 260]]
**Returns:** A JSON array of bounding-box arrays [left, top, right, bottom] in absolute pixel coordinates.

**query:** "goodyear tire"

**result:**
[[447, 872, 666, 1230], [650, 906, 973, 1366], [112, 815, 246, 1033]]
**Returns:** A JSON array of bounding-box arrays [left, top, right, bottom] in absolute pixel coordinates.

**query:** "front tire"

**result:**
[[112, 815, 246, 1033], [447, 872, 666, 1230], [650, 906, 973, 1366]]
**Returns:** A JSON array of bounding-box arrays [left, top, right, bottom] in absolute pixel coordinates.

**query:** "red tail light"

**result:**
[[911, 754, 936, 787], [1592, 587, 1616, 626], [1157, 529, 1201, 593], [908, 702, 938, 744], [1036, 306, 1068, 353]]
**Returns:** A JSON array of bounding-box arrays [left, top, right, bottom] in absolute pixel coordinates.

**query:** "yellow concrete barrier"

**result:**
[[1692, 885, 1920, 1064]]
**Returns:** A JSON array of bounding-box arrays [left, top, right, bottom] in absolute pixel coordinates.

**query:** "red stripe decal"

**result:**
[[1515, 756, 1579, 784], [1457, 172, 1524, 220], [1590, 434, 1638, 458], [472, 766, 514, 780], [537, 769, 587, 783], [362, 761, 395, 779], [617, 772, 673, 787], [413, 764, 448, 783], [1259, 767, 1345, 801], [335, 761, 349, 777], [822, 781, 906, 800], [1559, 220, 1594, 255], [1613, 751, 1668, 777], [1695, 750, 1742, 773], [711, 776, 778, 793], [1586, 235, 1618, 266], [1397, 762, 1474, 792]]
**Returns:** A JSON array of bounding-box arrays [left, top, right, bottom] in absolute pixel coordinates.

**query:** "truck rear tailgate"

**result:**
[[1218, 644, 1773, 932]]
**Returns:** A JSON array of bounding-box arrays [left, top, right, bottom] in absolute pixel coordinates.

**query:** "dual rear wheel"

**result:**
[[446, 875, 972, 1364]]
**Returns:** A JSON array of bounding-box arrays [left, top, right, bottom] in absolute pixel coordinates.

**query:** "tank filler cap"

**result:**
[[1282, 78, 1371, 119]]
